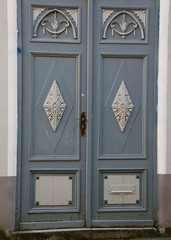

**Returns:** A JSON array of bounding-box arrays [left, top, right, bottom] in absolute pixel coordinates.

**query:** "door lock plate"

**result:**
[[80, 112, 87, 137]]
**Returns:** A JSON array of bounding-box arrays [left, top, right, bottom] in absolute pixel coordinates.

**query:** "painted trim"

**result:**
[[20, 220, 85, 230], [91, 220, 154, 227], [16, 0, 22, 229], [86, 0, 93, 228], [14, 227, 156, 233], [153, 0, 160, 224]]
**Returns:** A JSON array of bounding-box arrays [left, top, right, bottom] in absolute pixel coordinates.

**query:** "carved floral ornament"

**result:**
[[33, 7, 78, 39], [102, 9, 146, 40]]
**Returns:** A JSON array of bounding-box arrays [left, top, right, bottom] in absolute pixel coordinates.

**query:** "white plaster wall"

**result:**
[[166, 0, 171, 174], [7, 0, 17, 177], [157, 0, 170, 174], [0, 0, 8, 176], [0, 0, 17, 177]]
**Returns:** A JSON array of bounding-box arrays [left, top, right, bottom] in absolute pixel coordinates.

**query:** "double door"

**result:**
[[19, 0, 158, 230]]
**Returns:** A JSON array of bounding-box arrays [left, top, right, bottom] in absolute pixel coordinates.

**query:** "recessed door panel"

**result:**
[[99, 56, 147, 159], [35, 175, 72, 206], [101, 7, 148, 44], [31, 5, 81, 43], [30, 54, 80, 160]]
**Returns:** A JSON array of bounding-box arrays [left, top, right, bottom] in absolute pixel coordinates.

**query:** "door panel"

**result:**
[[20, 0, 87, 229], [30, 54, 80, 159], [91, 0, 157, 227], [99, 56, 146, 158], [19, 0, 157, 229]]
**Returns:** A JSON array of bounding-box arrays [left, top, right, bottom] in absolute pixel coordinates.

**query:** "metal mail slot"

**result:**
[[104, 174, 140, 204], [108, 184, 136, 195]]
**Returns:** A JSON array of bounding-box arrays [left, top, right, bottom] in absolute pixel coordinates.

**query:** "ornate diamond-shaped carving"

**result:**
[[43, 80, 66, 132], [111, 81, 134, 133]]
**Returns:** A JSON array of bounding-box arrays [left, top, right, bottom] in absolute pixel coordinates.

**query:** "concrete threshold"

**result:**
[[11, 227, 159, 240]]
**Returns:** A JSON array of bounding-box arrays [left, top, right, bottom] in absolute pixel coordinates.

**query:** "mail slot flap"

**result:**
[[108, 184, 136, 194]]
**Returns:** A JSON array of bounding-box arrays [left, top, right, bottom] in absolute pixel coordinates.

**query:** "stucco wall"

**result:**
[[158, 0, 171, 175], [166, 0, 171, 174], [0, 0, 8, 177], [158, 0, 169, 174], [0, 0, 17, 178], [7, 0, 17, 178]]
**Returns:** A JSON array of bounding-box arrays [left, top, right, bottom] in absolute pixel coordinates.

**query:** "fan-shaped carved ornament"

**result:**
[[33, 8, 78, 39], [103, 9, 146, 40]]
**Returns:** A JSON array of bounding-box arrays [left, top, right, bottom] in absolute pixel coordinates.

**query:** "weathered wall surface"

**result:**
[[0, 177, 16, 232]]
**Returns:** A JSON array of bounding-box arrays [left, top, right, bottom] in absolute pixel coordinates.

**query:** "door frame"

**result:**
[[152, 0, 160, 224], [16, 0, 159, 230]]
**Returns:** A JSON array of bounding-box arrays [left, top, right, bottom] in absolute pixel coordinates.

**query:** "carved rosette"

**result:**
[[43, 80, 66, 132], [111, 81, 134, 132]]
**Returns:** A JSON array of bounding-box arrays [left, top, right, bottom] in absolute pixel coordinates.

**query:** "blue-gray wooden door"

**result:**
[[19, 0, 158, 230]]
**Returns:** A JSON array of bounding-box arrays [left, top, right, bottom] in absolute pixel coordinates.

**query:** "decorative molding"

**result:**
[[41, 11, 70, 38], [43, 80, 66, 132], [102, 9, 114, 24], [103, 10, 145, 40], [33, 8, 78, 39], [110, 13, 137, 40], [132, 10, 146, 28], [111, 81, 134, 133]]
